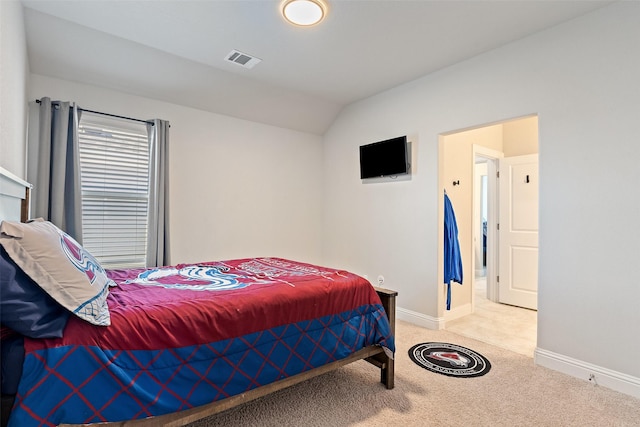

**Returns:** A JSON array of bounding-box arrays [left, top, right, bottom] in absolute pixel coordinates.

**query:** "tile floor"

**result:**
[[445, 277, 537, 357]]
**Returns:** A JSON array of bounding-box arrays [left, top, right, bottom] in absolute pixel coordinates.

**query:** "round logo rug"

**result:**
[[408, 342, 491, 378]]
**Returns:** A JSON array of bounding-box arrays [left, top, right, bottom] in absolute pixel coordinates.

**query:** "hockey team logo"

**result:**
[[127, 265, 248, 291], [58, 230, 109, 286], [408, 342, 491, 378], [426, 351, 471, 367]]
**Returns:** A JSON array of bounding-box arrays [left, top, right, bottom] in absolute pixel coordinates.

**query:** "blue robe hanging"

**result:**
[[444, 193, 463, 310]]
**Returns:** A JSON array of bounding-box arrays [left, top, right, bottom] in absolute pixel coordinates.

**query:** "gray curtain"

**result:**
[[27, 97, 83, 242], [146, 119, 170, 267]]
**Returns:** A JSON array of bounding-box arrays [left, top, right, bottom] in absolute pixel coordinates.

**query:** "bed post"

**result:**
[[20, 186, 31, 222], [372, 287, 397, 389]]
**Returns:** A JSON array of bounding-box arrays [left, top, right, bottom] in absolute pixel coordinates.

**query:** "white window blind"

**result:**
[[78, 112, 150, 269]]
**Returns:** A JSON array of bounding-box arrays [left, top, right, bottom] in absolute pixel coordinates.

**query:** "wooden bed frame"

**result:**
[[0, 168, 397, 427]]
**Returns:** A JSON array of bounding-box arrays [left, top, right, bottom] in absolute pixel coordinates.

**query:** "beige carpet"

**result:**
[[188, 320, 640, 426]]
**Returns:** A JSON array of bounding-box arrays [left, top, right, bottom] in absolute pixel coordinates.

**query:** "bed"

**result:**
[[0, 169, 396, 427]]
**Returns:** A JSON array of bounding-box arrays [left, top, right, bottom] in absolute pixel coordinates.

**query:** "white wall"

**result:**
[[503, 116, 538, 157], [323, 1, 640, 390], [0, 0, 29, 178], [29, 75, 324, 265]]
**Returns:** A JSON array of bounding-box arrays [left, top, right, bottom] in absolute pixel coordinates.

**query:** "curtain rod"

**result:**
[[35, 99, 154, 126]]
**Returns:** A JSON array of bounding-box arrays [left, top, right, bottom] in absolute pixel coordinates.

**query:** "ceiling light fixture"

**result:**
[[281, 0, 327, 27]]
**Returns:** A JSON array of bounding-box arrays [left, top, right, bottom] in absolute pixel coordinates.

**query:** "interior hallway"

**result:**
[[445, 278, 537, 357]]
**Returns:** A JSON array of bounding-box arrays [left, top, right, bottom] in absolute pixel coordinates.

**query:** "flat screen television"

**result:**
[[359, 136, 409, 179]]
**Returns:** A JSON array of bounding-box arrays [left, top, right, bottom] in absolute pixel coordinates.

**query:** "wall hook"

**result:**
[[452, 180, 460, 186]]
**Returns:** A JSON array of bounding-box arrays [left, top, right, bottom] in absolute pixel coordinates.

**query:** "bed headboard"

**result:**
[[0, 166, 32, 223]]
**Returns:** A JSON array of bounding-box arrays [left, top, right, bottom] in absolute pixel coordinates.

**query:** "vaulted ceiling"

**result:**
[[22, 1, 611, 134]]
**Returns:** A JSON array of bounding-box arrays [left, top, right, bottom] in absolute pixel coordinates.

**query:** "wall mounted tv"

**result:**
[[359, 136, 409, 179]]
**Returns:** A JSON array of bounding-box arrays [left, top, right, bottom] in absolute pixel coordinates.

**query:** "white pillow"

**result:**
[[0, 218, 114, 326]]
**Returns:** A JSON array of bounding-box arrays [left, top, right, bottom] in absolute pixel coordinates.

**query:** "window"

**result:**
[[78, 112, 150, 269]]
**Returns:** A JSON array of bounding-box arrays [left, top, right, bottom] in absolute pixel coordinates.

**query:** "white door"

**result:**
[[498, 154, 539, 310]]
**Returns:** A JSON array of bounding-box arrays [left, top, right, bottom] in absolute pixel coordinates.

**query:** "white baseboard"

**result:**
[[396, 303, 474, 330], [535, 348, 640, 399], [443, 302, 472, 322], [397, 307, 443, 330]]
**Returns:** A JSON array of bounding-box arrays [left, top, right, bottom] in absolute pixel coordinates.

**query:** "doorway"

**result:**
[[472, 145, 501, 305], [442, 115, 538, 356]]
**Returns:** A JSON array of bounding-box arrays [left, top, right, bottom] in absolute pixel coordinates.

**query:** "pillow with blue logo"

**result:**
[[0, 219, 115, 326]]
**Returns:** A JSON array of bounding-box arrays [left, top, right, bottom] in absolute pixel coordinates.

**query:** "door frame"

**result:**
[[472, 145, 503, 305]]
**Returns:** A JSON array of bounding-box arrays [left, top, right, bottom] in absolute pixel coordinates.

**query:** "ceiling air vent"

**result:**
[[225, 50, 262, 69]]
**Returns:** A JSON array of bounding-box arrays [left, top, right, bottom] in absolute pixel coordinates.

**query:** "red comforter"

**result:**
[[11, 258, 394, 426]]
